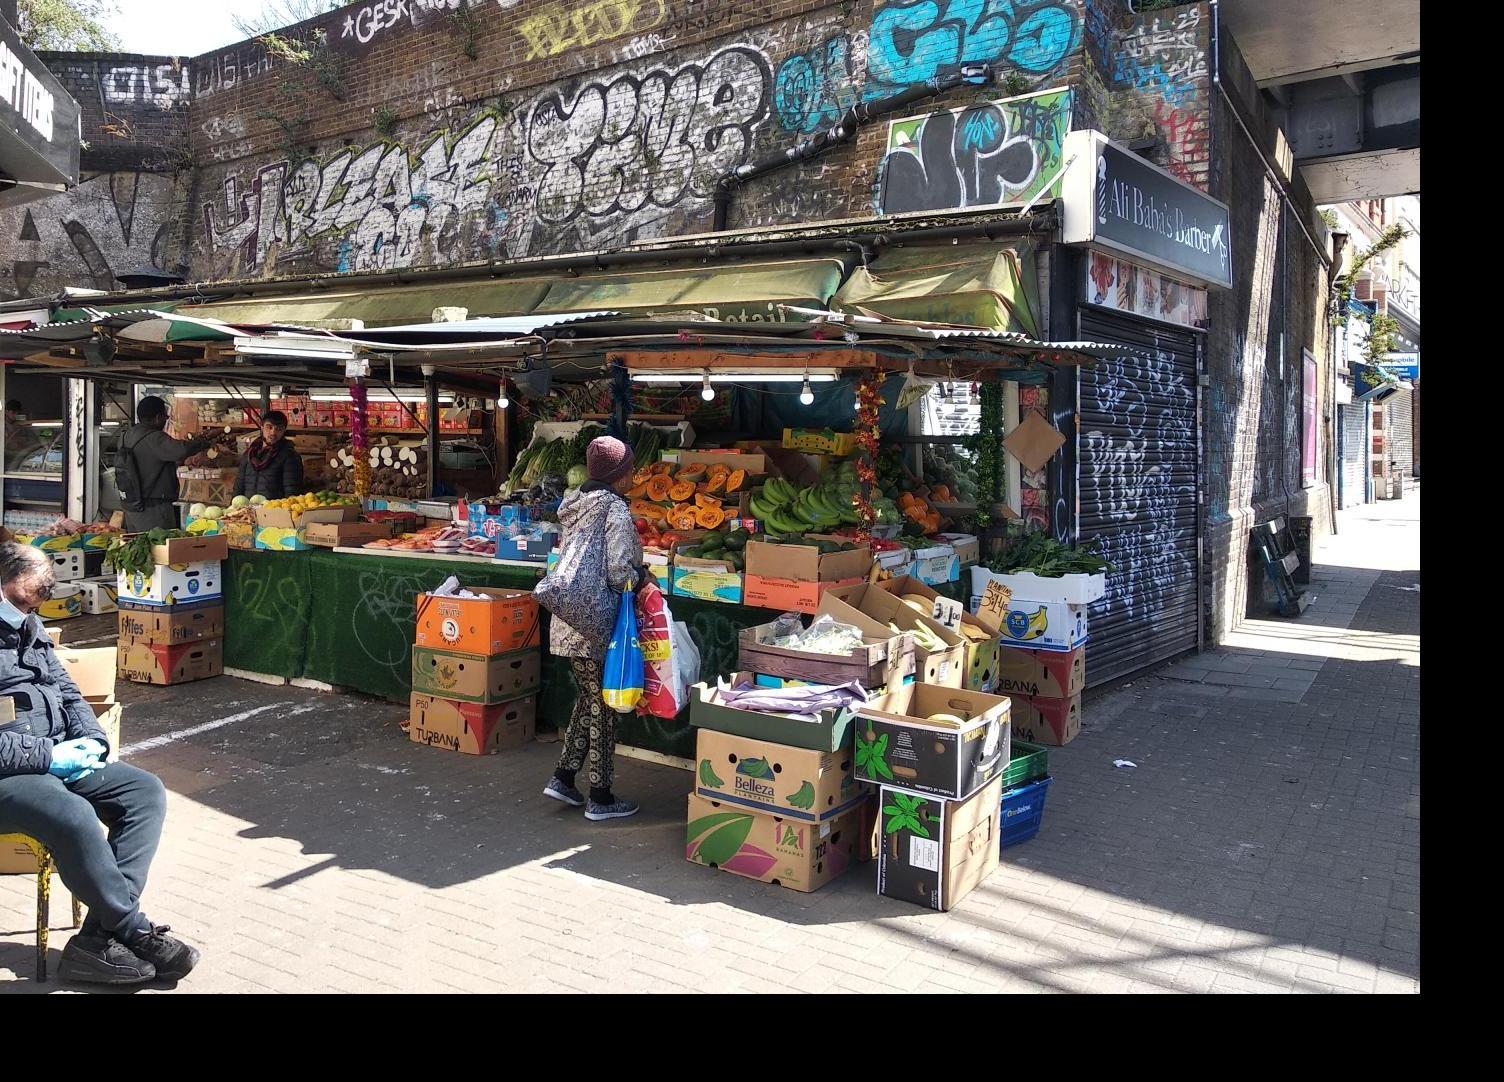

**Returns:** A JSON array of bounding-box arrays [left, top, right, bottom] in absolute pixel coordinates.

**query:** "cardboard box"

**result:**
[[411, 646, 541, 704], [254, 505, 357, 551], [151, 534, 229, 565], [736, 616, 911, 690], [672, 561, 742, 604], [854, 683, 1011, 800], [934, 532, 981, 566], [56, 645, 116, 699], [117, 603, 224, 645], [1006, 692, 1082, 747], [874, 577, 1000, 693], [48, 548, 85, 582], [117, 639, 223, 685], [693, 728, 864, 822], [685, 793, 859, 893], [690, 674, 883, 753], [826, 583, 966, 688], [781, 427, 857, 455], [414, 588, 540, 655], [971, 594, 1089, 653], [877, 776, 1002, 911], [909, 542, 961, 586], [76, 577, 119, 614], [117, 560, 223, 606], [0, 838, 49, 876], [995, 645, 1085, 699], [14, 532, 81, 552], [45, 627, 61, 646], [302, 521, 400, 548], [76, 530, 118, 552], [742, 539, 872, 614], [38, 583, 83, 621], [409, 692, 536, 755], [970, 565, 1107, 606], [495, 527, 558, 563], [178, 468, 240, 506], [222, 519, 256, 550]]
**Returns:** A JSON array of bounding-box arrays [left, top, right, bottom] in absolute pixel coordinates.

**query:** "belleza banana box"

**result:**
[[685, 793, 860, 893], [694, 728, 864, 822], [853, 683, 1012, 800], [970, 594, 1088, 653]]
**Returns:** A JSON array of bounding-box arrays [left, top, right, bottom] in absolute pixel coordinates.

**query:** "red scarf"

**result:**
[[248, 436, 280, 471]]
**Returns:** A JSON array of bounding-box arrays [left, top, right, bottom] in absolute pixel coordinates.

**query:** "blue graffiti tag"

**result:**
[[867, 0, 1082, 95], [774, 35, 856, 133]]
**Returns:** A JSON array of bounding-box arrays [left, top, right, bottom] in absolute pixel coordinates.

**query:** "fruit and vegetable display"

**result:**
[[505, 422, 681, 495], [187, 494, 267, 521], [765, 613, 866, 656], [628, 460, 747, 533], [261, 491, 361, 514], [746, 466, 864, 533], [672, 527, 752, 571], [985, 530, 1114, 577], [329, 437, 428, 498], [104, 528, 189, 578]]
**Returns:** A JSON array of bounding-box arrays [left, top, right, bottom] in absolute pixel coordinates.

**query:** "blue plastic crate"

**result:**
[[999, 776, 1053, 850]]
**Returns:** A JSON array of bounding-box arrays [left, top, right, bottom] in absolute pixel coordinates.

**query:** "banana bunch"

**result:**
[[748, 476, 862, 535], [890, 621, 949, 653]]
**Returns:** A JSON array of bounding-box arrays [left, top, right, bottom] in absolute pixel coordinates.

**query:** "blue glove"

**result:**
[[49, 738, 106, 779]]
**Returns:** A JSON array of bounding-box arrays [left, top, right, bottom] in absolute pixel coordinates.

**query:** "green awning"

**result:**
[[531, 258, 851, 321], [176, 276, 557, 329], [832, 241, 1042, 337]]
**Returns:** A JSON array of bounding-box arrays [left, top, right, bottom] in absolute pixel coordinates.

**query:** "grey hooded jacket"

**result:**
[[547, 484, 642, 661]]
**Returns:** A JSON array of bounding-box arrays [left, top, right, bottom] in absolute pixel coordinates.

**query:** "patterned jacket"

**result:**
[[548, 484, 643, 661]]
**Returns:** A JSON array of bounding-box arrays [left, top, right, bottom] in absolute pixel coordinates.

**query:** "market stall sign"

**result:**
[[1061, 129, 1232, 290], [1, 15, 81, 206]]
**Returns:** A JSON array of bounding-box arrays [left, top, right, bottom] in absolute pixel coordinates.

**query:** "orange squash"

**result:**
[[694, 493, 723, 509], [651, 462, 674, 475], [631, 466, 655, 485], [706, 473, 727, 495], [705, 463, 730, 480], [674, 465, 707, 482], [668, 481, 696, 502], [646, 474, 674, 501], [695, 506, 725, 529], [626, 482, 649, 499], [724, 468, 747, 494], [670, 505, 699, 530], [932, 484, 953, 502], [631, 500, 667, 523]]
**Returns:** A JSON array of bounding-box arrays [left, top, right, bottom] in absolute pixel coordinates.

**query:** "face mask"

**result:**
[[0, 596, 28, 629]]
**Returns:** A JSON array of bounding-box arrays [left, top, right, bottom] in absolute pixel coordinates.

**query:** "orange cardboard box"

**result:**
[[413, 588, 540, 655]]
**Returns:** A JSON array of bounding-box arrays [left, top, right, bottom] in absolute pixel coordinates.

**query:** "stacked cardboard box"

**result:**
[[116, 535, 227, 685], [409, 587, 540, 755], [853, 683, 1011, 911]]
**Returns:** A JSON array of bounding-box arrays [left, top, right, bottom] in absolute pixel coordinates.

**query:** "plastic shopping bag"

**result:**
[[602, 586, 645, 713], [670, 620, 700, 706], [635, 580, 678, 719]]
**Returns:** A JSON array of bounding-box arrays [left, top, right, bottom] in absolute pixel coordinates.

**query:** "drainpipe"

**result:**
[[1327, 230, 1350, 534], [711, 64, 993, 232]]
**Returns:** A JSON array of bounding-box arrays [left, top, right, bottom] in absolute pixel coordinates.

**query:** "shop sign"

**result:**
[[1352, 362, 1401, 403], [1084, 251, 1208, 329], [0, 14, 81, 199], [1062, 129, 1232, 289], [1380, 353, 1420, 383]]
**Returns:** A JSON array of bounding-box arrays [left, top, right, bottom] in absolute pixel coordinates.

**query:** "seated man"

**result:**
[[0, 543, 199, 986]]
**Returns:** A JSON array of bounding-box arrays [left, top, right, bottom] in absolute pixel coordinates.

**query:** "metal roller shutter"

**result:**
[[1339, 404, 1367, 508], [1077, 311, 1201, 686]]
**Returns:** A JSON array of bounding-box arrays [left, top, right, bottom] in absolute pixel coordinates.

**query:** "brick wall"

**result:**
[[0, 52, 193, 296]]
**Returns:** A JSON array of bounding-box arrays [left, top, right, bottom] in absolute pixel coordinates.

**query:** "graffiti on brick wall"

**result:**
[[879, 87, 1069, 215], [1113, 5, 1208, 185], [867, 0, 1082, 93], [773, 34, 859, 134], [3, 172, 181, 295], [1086, 250, 1208, 329], [199, 46, 774, 275], [102, 63, 191, 110], [516, 0, 667, 60], [1080, 346, 1197, 626]]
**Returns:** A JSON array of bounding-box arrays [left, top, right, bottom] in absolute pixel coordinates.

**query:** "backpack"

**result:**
[[113, 430, 162, 512]]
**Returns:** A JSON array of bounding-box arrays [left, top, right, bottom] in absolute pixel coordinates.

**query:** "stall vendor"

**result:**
[[232, 410, 304, 501], [119, 396, 217, 532]]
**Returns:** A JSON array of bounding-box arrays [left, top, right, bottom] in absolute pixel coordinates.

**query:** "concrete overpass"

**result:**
[[1217, 0, 1420, 203]]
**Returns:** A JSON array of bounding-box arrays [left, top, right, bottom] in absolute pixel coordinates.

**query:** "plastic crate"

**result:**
[[999, 776, 1053, 850], [1002, 740, 1049, 789]]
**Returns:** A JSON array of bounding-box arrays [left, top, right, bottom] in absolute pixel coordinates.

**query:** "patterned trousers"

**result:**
[[556, 657, 615, 792]]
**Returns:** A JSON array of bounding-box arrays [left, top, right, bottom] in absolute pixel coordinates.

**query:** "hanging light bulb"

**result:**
[[498, 378, 510, 410], [799, 376, 815, 406], [700, 371, 715, 402]]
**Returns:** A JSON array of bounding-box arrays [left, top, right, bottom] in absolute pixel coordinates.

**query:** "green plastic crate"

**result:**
[[1002, 740, 1049, 789]]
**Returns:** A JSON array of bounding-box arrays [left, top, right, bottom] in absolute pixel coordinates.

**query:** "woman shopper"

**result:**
[[232, 410, 304, 501], [542, 436, 644, 822]]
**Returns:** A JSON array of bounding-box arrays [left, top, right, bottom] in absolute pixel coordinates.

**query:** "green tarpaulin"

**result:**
[[832, 241, 1042, 336], [221, 549, 957, 759]]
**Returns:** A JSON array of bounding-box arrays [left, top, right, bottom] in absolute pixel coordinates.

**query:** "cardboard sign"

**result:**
[[974, 580, 1013, 635]]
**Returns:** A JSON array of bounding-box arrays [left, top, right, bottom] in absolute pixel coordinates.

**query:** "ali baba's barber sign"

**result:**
[[1061, 130, 1233, 290]]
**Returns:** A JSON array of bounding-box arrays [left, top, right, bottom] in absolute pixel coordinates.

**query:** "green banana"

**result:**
[[699, 759, 724, 787], [787, 781, 816, 810]]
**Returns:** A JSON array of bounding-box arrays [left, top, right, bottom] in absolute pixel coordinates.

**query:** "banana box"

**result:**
[[77, 577, 119, 614], [693, 727, 864, 823], [685, 794, 860, 893], [38, 583, 83, 621], [970, 594, 1088, 653], [853, 683, 1011, 800], [117, 560, 223, 606]]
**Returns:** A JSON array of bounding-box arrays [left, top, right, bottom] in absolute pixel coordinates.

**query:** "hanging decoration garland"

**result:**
[[349, 380, 371, 500], [972, 381, 1003, 534], [853, 372, 885, 535]]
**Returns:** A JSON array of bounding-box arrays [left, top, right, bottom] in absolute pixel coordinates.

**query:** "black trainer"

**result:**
[[57, 933, 157, 986], [128, 924, 201, 981]]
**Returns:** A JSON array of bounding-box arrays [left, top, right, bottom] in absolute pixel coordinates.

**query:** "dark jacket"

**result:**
[[233, 439, 304, 500], [123, 422, 212, 504], [1, 613, 109, 777]]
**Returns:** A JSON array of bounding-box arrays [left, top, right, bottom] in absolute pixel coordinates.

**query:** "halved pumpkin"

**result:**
[[670, 506, 699, 531], [626, 482, 649, 499], [724, 468, 747, 494], [675, 465, 707, 482], [631, 466, 656, 485], [651, 462, 674, 475], [706, 473, 728, 495], [705, 463, 730, 480], [695, 506, 726, 529], [668, 481, 696, 502], [631, 500, 667, 523], [694, 493, 723, 509], [646, 475, 674, 501]]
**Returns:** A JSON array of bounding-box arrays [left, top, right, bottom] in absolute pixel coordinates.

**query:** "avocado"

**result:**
[[727, 553, 745, 572], [724, 529, 750, 551], [701, 530, 726, 549]]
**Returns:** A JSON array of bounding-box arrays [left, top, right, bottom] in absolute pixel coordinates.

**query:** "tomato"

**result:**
[[634, 518, 652, 532]]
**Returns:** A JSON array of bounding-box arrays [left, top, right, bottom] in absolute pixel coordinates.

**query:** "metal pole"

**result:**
[[424, 367, 439, 497], [259, 385, 270, 424]]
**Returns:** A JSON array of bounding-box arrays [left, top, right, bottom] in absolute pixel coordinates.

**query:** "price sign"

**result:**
[[974, 580, 1013, 635], [930, 595, 963, 632]]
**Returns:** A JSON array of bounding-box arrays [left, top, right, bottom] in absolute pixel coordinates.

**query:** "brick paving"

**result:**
[[2, 493, 1420, 994]]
